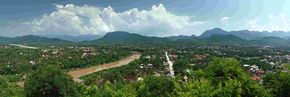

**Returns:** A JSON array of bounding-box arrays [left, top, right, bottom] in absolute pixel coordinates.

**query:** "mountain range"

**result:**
[[200, 28, 290, 40], [1, 28, 290, 46], [87, 31, 170, 45], [43, 35, 102, 42], [0, 35, 71, 44]]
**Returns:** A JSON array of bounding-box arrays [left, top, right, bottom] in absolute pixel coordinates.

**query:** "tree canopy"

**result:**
[[263, 71, 290, 97], [24, 65, 79, 97]]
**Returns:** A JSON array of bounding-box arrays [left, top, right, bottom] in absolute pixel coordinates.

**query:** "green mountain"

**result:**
[[0, 36, 12, 44], [199, 28, 290, 40], [0, 35, 71, 44], [165, 35, 196, 41], [86, 31, 290, 46], [89, 31, 170, 45], [1, 30, 290, 46], [201, 34, 247, 44], [250, 36, 290, 46]]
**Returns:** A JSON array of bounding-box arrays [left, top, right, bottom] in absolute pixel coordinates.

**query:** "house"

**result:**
[[250, 65, 259, 72], [184, 75, 189, 82], [269, 62, 275, 67], [73, 78, 84, 84], [144, 55, 151, 59], [124, 75, 137, 81], [244, 64, 250, 67], [147, 64, 153, 67], [170, 54, 178, 60], [251, 76, 262, 81], [29, 61, 36, 65], [154, 72, 161, 77], [137, 77, 144, 81], [82, 53, 88, 58]]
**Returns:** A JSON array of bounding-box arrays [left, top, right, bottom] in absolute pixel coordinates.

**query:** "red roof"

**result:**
[[251, 76, 262, 81]]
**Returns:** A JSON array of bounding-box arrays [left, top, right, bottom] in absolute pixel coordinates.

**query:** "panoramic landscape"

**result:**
[[0, 0, 290, 97]]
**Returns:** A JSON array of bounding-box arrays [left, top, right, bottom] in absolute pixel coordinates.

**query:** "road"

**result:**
[[16, 53, 141, 87], [165, 51, 175, 77]]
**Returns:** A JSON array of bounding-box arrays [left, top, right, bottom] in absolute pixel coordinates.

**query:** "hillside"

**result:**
[[0, 35, 71, 44], [202, 34, 247, 44], [89, 31, 170, 45], [200, 28, 290, 40], [250, 36, 290, 46], [1, 30, 290, 46]]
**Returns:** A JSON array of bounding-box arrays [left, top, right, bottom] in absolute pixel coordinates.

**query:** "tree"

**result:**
[[137, 76, 174, 97], [207, 58, 249, 84], [174, 59, 189, 74], [241, 80, 271, 97], [206, 58, 271, 97], [215, 79, 243, 97], [80, 82, 137, 97], [263, 71, 290, 97], [0, 76, 24, 97], [174, 78, 215, 97], [213, 79, 271, 97], [24, 65, 79, 97]]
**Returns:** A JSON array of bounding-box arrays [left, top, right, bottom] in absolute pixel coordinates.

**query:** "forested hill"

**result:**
[[1, 30, 290, 46], [88, 31, 290, 46], [200, 28, 290, 40], [87, 31, 170, 45], [0, 35, 71, 44]]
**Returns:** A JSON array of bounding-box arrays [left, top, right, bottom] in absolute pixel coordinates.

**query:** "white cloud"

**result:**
[[244, 13, 290, 32], [0, 4, 204, 37], [220, 17, 229, 23]]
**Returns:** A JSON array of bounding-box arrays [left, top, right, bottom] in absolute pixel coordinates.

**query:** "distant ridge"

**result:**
[[0, 35, 71, 44], [1, 28, 290, 46], [202, 34, 246, 44], [165, 35, 196, 41], [86, 30, 290, 46], [200, 28, 290, 40], [43, 35, 102, 42], [89, 31, 169, 45]]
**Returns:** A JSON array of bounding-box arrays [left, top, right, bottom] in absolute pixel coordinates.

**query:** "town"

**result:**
[[1, 44, 289, 97]]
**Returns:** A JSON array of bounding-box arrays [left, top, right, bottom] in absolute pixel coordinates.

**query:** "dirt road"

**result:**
[[16, 53, 141, 87], [165, 51, 175, 77]]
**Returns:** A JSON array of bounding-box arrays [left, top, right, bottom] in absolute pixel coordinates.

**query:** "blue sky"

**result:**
[[0, 0, 289, 37]]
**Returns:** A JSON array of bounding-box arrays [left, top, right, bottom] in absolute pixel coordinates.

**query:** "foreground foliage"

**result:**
[[79, 58, 279, 97], [0, 76, 24, 97], [263, 71, 290, 97], [1, 57, 289, 97], [24, 65, 78, 97]]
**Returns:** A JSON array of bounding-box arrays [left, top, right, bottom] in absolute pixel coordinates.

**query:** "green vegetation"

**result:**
[[24, 65, 78, 97], [0, 35, 71, 45], [0, 44, 290, 97], [0, 46, 130, 78], [79, 58, 275, 97], [263, 71, 290, 97], [0, 76, 24, 97]]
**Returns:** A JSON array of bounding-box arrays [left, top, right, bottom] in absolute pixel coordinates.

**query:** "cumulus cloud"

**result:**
[[244, 13, 290, 32], [0, 4, 204, 37], [220, 17, 229, 23]]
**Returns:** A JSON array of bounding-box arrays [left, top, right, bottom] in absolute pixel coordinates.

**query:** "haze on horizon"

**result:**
[[0, 0, 290, 37]]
